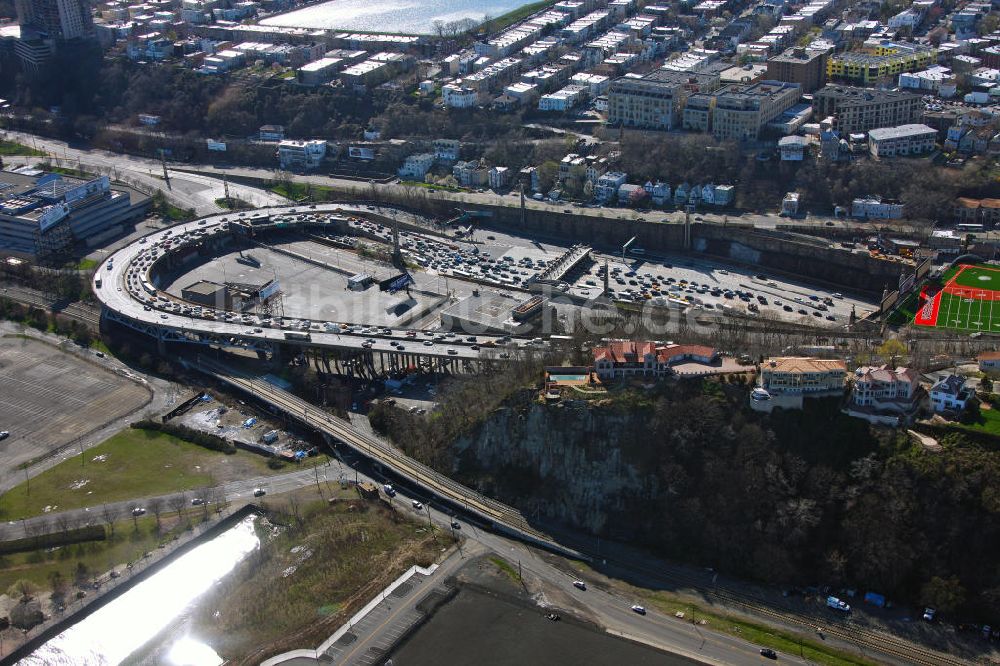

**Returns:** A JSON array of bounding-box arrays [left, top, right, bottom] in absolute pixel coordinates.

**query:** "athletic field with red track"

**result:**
[[914, 264, 1000, 331]]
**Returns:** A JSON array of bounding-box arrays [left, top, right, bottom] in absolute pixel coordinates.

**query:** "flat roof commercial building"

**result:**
[[711, 80, 801, 141], [607, 69, 721, 130], [868, 124, 936, 158], [812, 85, 920, 134], [766, 47, 828, 92], [826, 43, 936, 84], [0, 170, 148, 257]]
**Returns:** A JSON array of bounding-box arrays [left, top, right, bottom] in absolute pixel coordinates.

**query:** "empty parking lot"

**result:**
[[0, 336, 151, 473]]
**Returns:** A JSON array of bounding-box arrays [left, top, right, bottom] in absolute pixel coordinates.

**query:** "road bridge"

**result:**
[[94, 203, 544, 364], [193, 356, 582, 559]]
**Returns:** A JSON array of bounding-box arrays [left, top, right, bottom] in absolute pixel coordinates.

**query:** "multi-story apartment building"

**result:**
[[826, 42, 936, 84], [954, 197, 1000, 227], [812, 85, 920, 134], [16, 0, 93, 40], [851, 197, 904, 219], [607, 69, 720, 130], [766, 47, 828, 92], [868, 124, 937, 158], [710, 80, 801, 141], [277, 140, 327, 170]]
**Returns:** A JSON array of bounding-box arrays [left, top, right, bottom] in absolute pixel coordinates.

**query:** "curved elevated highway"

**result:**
[[93, 203, 539, 361]]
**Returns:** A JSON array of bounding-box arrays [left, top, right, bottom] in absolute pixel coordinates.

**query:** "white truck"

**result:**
[[826, 596, 851, 613]]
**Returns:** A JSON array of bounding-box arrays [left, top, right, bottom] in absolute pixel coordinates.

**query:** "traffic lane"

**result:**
[[470, 529, 801, 666]]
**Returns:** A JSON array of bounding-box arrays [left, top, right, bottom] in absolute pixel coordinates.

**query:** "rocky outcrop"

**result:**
[[452, 392, 659, 536]]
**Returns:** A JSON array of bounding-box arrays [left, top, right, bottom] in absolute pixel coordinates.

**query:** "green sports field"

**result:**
[[918, 263, 1000, 332], [934, 290, 1000, 331], [949, 265, 1000, 290]]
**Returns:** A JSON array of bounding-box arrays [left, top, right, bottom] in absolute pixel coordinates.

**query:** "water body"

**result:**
[[19, 515, 260, 666], [259, 0, 534, 35]]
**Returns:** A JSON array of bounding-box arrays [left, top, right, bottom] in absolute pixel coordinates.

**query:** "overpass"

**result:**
[[94, 203, 543, 364], [194, 356, 582, 559]]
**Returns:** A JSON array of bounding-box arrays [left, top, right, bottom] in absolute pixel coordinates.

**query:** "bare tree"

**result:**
[[54, 513, 72, 536], [101, 504, 121, 537], [168, 493, 188, 525], [147, 497, 164, 533]]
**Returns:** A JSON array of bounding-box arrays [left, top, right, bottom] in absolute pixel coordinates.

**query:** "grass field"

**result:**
[[0, 140, 45, 157], [0, 428, 277, 519], [196, 490, 450, 662], [0, 514, 193, 594]]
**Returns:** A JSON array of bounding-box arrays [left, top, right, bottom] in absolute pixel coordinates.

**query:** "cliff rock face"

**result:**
[[452, 392, 658, 536]]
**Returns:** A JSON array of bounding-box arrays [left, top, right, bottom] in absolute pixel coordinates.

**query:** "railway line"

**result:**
[[1, 285, 101, 327]]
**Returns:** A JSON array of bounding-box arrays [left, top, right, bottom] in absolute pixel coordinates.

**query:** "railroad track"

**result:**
[[1, 287, 101, 327]]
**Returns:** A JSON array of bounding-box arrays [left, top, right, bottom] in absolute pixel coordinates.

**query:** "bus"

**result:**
[[957, 223, 985, 233], [284, 331, 311, 342]]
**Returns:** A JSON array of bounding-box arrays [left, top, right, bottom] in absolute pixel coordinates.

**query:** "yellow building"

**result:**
[[827, 43, 937, 84]]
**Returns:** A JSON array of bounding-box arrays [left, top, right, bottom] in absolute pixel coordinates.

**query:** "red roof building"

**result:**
[[592, 340, 718, 379]]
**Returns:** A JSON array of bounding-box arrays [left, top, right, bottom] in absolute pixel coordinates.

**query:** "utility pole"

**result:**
[[160, 149, 170, 189], [223, 174, 231, 209]]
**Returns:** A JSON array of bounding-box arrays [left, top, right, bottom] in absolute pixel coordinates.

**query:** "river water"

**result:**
[[18, 515, 260, 666], [259, 0, 535, 35]]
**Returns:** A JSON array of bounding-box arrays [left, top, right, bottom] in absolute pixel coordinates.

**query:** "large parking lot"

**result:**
[[573, 251, 875, 325], [0, 337, 151, 474]]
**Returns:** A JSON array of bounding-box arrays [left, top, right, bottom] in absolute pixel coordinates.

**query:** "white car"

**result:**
[[253, 488, 266, 497], [631, 605, 646, 615], [411, 500, 424, 510], [131, 507, 146, 517], [573, 580, 587, 591]]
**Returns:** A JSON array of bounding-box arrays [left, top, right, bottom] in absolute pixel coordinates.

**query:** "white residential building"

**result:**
[[868, 124, 937, 158], [277, 140, 327, 170], [778, 135, 808, 160], [398, 153, 435, 180], [929, 374, 972, 414], [851, 197, 904, 219], [433, 139, 460, 163], [846, 365, 924, 425], [538, 84, 588, 111], [442, 83, 479, 108], [781, 192, 800, 216], [595, 171, 627, 202]]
